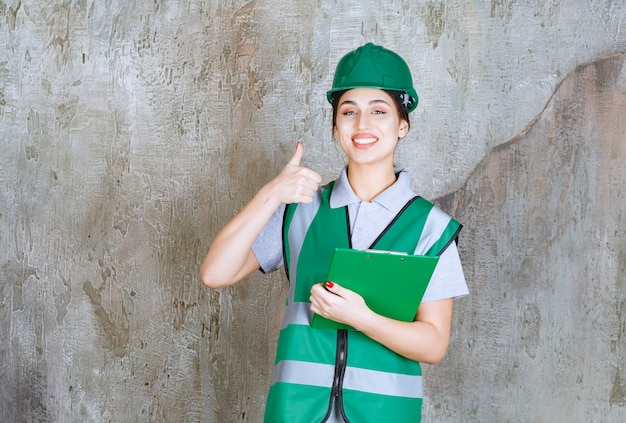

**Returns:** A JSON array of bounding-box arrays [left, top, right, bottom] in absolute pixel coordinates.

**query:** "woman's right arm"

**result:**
[[200, 142, 321, 288]]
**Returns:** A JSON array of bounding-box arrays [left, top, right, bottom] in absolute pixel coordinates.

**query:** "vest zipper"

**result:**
[[327, 206, 351, 422], [329, 329, 349, 422]]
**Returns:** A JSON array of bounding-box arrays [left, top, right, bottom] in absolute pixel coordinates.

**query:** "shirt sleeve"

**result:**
[[420, 242, 469, 302], [251, 204, 285, 274]]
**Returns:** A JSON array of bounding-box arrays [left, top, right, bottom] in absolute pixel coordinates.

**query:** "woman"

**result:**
[[200, 43, 468, 422]]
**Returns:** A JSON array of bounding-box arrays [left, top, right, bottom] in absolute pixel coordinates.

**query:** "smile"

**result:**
[[353, 137, 377, 145]]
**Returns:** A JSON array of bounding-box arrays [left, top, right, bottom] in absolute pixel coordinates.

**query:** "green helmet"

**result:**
[[326, 43, 419, 112]]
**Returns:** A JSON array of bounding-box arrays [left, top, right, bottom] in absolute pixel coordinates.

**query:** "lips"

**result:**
[[352, 135, 378, 146]]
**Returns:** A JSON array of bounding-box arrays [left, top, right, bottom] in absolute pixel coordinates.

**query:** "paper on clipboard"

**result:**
[[310, 248, 439, 330]]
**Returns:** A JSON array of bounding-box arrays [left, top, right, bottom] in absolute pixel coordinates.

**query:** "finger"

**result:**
[[287, 141, 304, 166], [307, 169, 323, 184], [309, 287, 325, 310], [311, 282, 328, 296], [325, 281, 345, 297], [311, 284, 334, 305], [292, 180, 320, 204], [310, 294, 331, 317], [297, 176, 319, 192]]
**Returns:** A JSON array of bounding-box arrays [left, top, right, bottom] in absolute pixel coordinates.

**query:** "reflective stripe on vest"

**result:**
[[271, 360, 423, 398]]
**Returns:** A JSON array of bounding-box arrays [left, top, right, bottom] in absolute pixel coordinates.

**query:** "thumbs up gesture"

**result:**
[[267, 142, 322, 205], [287, 140, 306, 167]]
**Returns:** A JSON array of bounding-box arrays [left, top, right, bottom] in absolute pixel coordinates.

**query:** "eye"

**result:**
[[341, 109, 356, 116], [372, 109, 386, 115]]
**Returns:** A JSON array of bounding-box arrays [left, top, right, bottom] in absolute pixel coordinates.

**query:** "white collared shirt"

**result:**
[[253, 167, 468, 302]]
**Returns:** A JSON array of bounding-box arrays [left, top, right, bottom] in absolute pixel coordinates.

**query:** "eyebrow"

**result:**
[[339, 99, 391, 107]]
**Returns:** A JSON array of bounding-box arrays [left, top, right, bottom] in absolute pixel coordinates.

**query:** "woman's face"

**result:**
[[334, 88, 409, 169]]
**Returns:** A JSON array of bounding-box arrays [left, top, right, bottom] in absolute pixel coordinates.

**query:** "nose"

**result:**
[[356, 112, 370, 129]]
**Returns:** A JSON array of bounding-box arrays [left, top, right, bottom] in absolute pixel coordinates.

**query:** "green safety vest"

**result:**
[[264, 181, 461, 423]]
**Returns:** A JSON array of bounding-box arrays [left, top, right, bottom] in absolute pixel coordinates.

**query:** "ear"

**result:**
[[399, 120, 409, 139], [333, 126, 338, 140]]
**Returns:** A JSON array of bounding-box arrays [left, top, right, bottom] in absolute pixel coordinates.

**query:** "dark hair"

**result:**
[[331, 89, 411, 134]]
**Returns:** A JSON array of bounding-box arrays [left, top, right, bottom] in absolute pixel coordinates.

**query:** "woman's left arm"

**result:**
[[309, 283, 452, 364]]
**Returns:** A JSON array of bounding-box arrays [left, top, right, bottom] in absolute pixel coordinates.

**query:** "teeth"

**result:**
[[353, 138, 377, 145]]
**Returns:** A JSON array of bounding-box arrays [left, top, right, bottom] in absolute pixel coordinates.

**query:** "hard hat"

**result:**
[[326, 43, 419, 112]]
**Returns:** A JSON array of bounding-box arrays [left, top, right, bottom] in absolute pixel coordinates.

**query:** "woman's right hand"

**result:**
[[200, 142, 321, 288], [265, 142, 322, 205]]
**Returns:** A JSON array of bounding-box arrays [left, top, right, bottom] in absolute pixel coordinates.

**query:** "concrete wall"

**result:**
[[1, 0, 624, 421], [433, 53, 626, 422]]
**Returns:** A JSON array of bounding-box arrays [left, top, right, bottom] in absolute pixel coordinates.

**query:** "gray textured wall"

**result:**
[[1, 1, 625, 422]]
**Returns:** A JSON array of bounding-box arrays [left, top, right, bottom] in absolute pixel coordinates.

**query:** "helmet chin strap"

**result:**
[[400, 92, 411, 108]]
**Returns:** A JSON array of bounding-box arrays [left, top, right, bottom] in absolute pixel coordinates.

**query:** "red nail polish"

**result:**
[[326, 281, 334, 288]]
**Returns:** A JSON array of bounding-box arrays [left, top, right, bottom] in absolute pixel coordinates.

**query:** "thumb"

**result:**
[[325, 281, 343, 295], [287, 141, 304, 166]]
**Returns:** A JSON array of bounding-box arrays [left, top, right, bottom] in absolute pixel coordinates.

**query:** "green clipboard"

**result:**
[[310, 248, 439, 330]]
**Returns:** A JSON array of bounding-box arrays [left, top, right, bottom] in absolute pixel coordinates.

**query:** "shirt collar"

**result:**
[[329, 167, 417, 212]]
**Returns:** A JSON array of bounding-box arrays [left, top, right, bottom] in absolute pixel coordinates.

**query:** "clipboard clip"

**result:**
[[365, 249, 408, 257]]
